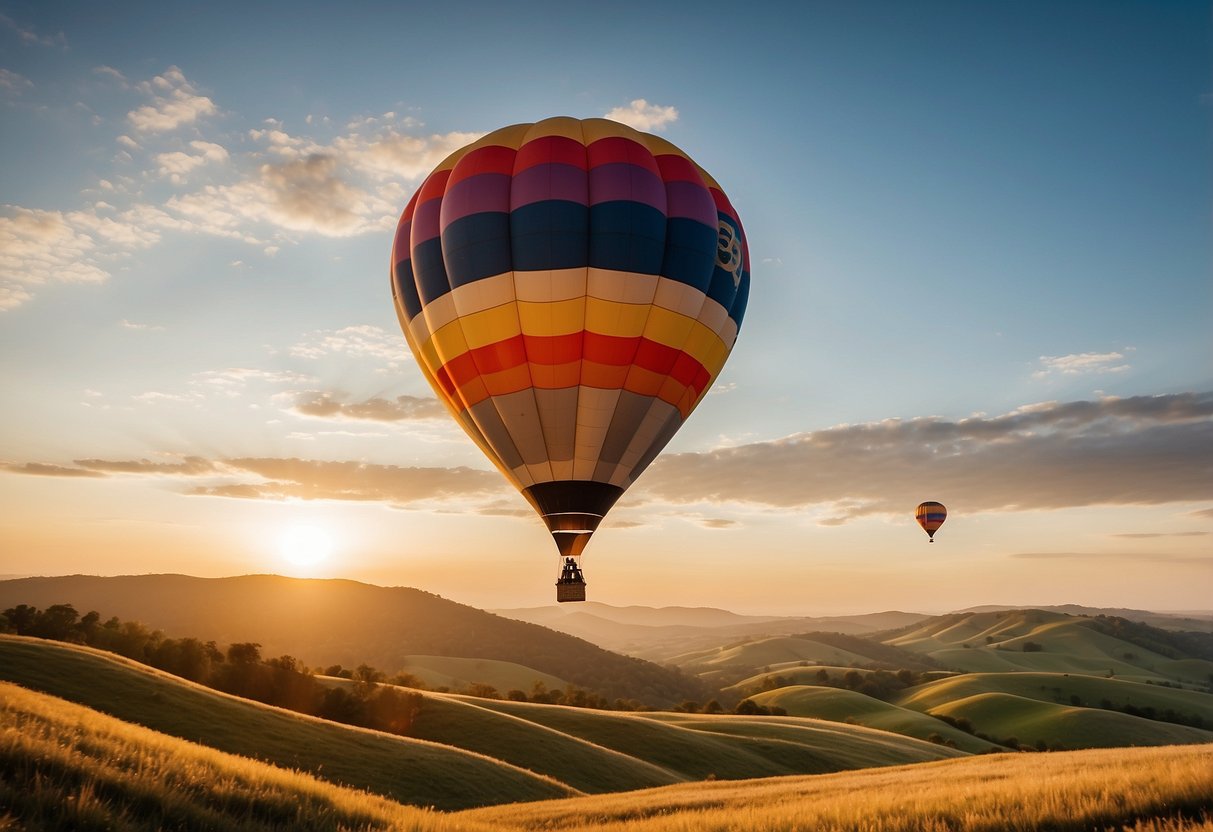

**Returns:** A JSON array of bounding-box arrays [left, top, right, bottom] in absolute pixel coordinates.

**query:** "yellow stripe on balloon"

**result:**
[[516, 297, 586, 336], [458, 303, 522, 351], [585, 296, 651, 338]]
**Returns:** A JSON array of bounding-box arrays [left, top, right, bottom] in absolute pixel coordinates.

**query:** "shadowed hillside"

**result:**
[[492, 603, 928, 661], [878, 609, 1213, 686], [0, 636, 574, 809], [0, 574, 706, 706], [6, 679, 1211, 831], [1, 635, 965, 803]]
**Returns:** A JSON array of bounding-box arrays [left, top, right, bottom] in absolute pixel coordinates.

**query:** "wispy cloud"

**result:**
[[289, 325, 405, 365], [128, 67, 217, 133], [73, 456, 216, 476], [1109, 531, 1209, 539], [604, 99, 679, 132], [1033, 350, 1132, 379], [1009, 551, 1213, 566], [0, 69, 32, 93], [292, 392, 446, 422], [5, 393, 1209, 522], [637, 392, 1213, 522], [0, 462, 104, 478], [194, 457, 504, 504], [155, 140, 229, 183], [1, 67, 484, 309], [0, 13, 67, 48]]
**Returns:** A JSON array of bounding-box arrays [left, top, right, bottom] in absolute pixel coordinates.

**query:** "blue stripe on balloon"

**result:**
[[412, 237, 451, 305], [706, 214, 743, 311], [588, 201, 666, 275], [510, 200, 589, 271], [661, 217, 717, 292], [729, 270, 749, 328], [442, 212, 512, 289], [393, 259, 422, 320]]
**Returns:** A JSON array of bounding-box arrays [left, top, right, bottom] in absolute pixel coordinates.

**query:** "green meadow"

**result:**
[[391, 655, 569, 693], [0, 635, 961, 808], [6, 679, 1211, 832], [0, 636, 572, 809]]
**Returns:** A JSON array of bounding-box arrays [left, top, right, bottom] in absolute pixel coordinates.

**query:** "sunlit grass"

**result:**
[[0, 635, 574, 810], [461, 743, 1213, 832], [0, 681, 482, 832]]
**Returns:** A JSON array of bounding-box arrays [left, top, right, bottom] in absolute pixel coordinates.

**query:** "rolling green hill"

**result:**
[[0, 635, 965, 803], [918, 691, 1213, 749], [6, 680, 1211, 832], [0, 574, 706, 706], [460, 744, 1213, 832], [897, 671, 1213, 727], [0, 635, 574, 809], [394, 655, 569, 693], [0, 681, 460, 832], [745, 685, 997, 753], [881, 610, 1213, 685]]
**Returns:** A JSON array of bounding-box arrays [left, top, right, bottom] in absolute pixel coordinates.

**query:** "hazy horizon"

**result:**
[[1, 1, 1210, 615]]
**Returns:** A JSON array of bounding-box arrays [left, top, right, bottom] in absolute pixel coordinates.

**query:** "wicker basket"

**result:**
[[556, 581, 586, 603]]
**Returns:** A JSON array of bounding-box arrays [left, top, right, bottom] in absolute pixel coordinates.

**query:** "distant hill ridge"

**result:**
[[0, 574, 707, 706]]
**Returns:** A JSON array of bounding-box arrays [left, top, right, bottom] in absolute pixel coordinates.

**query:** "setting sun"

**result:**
[[277, 525, 334, 569]]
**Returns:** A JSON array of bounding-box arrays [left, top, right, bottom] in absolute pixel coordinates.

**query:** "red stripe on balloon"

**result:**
[[514, 135, 588, 173], [433, 332, 712, 411], [447, 145, 516, 186]]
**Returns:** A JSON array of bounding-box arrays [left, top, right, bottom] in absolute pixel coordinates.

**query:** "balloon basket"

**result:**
[[556, 581, 586, 603]]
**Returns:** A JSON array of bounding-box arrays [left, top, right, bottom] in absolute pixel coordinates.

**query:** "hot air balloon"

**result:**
[[390, 117, 749, 602], [915, 501, 947, 542]]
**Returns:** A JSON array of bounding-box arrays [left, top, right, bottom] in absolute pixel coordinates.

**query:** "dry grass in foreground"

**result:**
[[461, 743, 1213, 832], [0, 682, 485, 832], [4, 677, 1212, 832]]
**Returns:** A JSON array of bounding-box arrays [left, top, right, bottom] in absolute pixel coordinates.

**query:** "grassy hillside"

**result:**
[[0, 574, 706, 706], [746, 686, 998, 753], [897, 671, 1213, 726], [6, 681, 1211, 831], [0, 635, 574, 809], [394, 655, 568, 693], [1, 635, 964, 802], [920, 692, 1213, 750], [882, 610, 1213, 685], [459, 744, 1213, 832], [491, 604, 929, 661], [0, 682, 461, 832], [456, 696, 965, 779]]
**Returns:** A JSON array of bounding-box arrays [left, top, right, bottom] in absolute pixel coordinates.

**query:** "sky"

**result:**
[[1, 0, 1210, 616]]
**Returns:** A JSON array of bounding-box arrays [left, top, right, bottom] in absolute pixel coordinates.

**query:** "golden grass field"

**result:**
[[4, 679, 1212, 831]]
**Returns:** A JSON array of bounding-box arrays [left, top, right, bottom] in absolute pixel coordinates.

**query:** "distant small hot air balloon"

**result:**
[[915, 501, 947, 542], [390, 117, 749, 602]]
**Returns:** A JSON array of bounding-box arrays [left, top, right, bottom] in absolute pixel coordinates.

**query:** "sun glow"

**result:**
[[277, 525, 334, 569]]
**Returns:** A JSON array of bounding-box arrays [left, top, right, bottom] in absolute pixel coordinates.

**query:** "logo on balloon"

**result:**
[[716, 219, 744, 289]]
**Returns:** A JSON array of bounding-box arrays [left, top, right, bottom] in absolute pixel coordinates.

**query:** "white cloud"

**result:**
[[604, 99, 679, 131], [120, 319, 165, 331], [0, 13, 67, 48], [1034, 350, 1133, 379], [289, 325, 405, 364], [638, 392, 1213, 521], [93, 65, 127, 84], [154, 140, 229, 183], [0, 69, 32, 93], [1, 66, 488, 306], [128, 67, 217, 133]]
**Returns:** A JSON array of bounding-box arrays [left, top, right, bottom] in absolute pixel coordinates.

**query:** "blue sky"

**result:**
[[1, 1, 1210, 613]]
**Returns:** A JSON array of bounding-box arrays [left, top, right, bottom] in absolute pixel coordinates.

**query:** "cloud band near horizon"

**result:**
[[3, 393, 1210, 524]]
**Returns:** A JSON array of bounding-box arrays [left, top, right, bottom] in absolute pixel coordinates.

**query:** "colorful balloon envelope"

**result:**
[[389, 117, 750, 594], [916, 501, 947, 542]]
